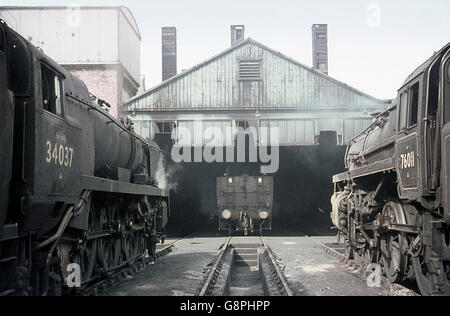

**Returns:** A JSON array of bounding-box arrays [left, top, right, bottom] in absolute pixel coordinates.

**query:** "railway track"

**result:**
[[199, 236, 293, 297], [320, 242, 420, 296]]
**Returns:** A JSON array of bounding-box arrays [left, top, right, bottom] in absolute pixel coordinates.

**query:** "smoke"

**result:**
[[155, 158, 182, 192]]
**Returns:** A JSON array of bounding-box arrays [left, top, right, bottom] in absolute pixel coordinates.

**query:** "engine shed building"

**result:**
[[124, 30, 390, 233], [125, 37, 388, 148]]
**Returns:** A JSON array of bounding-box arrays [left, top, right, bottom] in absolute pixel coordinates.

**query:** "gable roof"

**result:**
[[127, 37, 387, 105]]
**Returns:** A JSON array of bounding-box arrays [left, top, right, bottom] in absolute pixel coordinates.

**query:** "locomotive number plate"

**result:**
[[396, 133, 419, 190], [46, 140, 74, 168]]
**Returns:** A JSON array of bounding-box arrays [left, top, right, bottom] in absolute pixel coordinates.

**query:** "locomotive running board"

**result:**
[[80, 175, 168, 197], [333, 158, 396, 183]]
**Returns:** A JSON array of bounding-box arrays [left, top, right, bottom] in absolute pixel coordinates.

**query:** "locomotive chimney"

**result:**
[[312, 24, 328, 75], [162, 27, 177, 81]]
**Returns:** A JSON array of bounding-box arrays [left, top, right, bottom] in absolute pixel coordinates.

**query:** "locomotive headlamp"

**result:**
[[258, 177, 263, 184], [228, 178, 233, 184], [222, 209, 232, 220], [259, 211, 269, 220]]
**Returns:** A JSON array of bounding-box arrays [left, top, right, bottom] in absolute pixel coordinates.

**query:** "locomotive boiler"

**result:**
[[217, 175, 273, 235], [331, 42, 450, 296], [0, 20, 169, 296]]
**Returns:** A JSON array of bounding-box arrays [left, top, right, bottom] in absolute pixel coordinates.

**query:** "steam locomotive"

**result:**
[[331, 42, 450, 296], [0, 20, 169, 296], [217, 175, 273, 235]]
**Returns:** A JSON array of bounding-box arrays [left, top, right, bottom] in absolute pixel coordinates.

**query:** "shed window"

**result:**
[[203, 121, 232, 146], [178, 121, 195, 146], [236, 121, 250, 130], [344, 119, 372, 144], [260, 120, 314, 145], [409, 82, 419, 127], [239, 60, 261, 81], [41, 64, 63, 116], [399, 92, 408, 131], [156, 122, 175, 134]]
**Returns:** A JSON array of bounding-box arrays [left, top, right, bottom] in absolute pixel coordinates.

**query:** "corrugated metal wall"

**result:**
[[118, 9, 141, 84], [133, 118, 373, 147], [0, 7, 140, 84], [128, 41, 384, 111]]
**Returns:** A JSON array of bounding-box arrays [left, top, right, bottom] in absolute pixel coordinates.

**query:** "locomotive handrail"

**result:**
[[347, 104, 396, 145], [34, 190, 92, 251], [34, 190, 92, 296]]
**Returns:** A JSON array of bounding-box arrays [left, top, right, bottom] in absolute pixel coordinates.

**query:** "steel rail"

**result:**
[[260, 236, 294, 296], [199, 236, 232, 296], [156, 232, 197, 256]]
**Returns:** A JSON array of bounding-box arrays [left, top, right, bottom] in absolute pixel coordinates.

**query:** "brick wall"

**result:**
[[67, 66, 123, 118]]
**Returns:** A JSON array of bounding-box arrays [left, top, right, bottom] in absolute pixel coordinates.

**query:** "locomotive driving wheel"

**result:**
[[411, 245, 450, 296], [381, 233, 405, 283], [380, 202, 408, 283], [72, 207, 99, 285], [122, 212, 144, 262], [97, 207, 121, 275]]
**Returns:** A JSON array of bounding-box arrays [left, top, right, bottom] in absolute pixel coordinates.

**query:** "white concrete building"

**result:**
[[0, 6, 141, 118]]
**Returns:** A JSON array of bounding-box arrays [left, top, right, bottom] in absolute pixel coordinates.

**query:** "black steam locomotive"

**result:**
[[217, 175, 273, 235], [0, 20, 169, 296], [331, 42, 450, 296]]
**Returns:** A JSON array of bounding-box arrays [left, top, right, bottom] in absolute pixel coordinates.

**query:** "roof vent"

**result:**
[[239, 59, 261, 81]]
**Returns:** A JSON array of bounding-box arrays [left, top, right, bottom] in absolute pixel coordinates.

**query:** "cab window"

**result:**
[[41, 64, 63, 116], [399, 91, 408, 131], [408, 82, 420, 127]]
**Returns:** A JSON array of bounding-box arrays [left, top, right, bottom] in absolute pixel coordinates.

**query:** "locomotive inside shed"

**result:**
[[156, 132, 346, 236]]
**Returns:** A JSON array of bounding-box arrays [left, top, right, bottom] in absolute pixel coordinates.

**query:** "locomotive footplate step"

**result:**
[[232, 245, 260, 268]]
